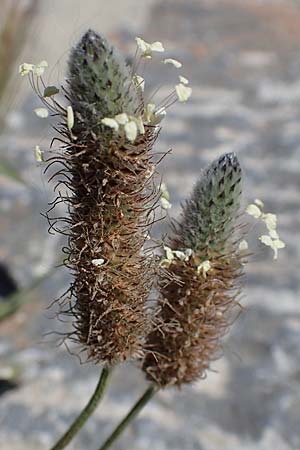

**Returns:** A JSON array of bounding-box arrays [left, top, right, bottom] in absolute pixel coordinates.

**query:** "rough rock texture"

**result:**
[[0, 0, 299, 449]]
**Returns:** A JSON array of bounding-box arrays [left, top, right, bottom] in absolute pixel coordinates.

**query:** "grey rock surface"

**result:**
[[0, 1, 299, 449]]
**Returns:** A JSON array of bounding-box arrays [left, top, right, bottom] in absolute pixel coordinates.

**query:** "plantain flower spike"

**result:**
[[143, 153, 244, 387], [45, 30, 159, 365]]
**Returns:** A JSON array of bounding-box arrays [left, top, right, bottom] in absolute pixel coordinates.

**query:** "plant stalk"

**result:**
[[50, 366, 112, 450], [98, 385, 157, 450]]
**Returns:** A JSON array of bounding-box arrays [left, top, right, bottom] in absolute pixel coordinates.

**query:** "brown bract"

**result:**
[[46, 124, 159, 365], [143, 250, 243, 387]]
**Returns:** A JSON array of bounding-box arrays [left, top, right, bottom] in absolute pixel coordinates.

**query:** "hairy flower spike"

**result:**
[[24, 29, 196, 369], [42, 30, 160, 365], [143, 153, 244, 387]]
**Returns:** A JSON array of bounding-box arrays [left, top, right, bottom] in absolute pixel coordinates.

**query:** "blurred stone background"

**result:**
[[0, 0, 299, 449]]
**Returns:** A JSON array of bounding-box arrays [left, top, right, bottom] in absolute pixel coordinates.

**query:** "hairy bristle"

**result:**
[[66, 130, 158, 364], [46, 30, 159, 364], [143, 255, 242, 387]]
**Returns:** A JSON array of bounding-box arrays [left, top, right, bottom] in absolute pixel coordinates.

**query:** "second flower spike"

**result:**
[[143, 153, 244, 387]]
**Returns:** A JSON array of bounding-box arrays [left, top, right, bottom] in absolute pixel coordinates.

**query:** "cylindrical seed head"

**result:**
[[142, 153, 244, 387]]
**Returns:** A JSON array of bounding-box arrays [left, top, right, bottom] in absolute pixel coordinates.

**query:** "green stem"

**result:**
[[98, 385, 157, 450], [50, 366, 112, 450]]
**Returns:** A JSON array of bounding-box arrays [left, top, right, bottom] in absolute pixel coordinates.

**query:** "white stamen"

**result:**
[[179, 75, 189, 85], [239, 240, 249, 251], [67, 105, 74, 130], [135, 37, 164, 58], [34, 108, 49, 118], [254, 198, 264, 208], [115, 113, 129, 125], [197, 260, 211, 277], [101, 118, 119, 131], [19, 62, 34, 76], [246, 204, 262, 219], [175, 83, 192, 102], [92, 258, 105, 267], [34, 60, 48, 77], [124, 121, 138, 142], [163, 58, 182, 68], [34, 145, 44, 162], [133, 74, 145, 91], [161, 197, 172, 209]]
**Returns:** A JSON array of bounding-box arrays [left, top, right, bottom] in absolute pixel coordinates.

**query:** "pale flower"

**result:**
[[179, 75, 189, 85], [160, 182, 171, 209], [34, 108, 49, 118], [149, 42, 164, 52], [159, 246, 174, 267], [259, 235, 285, 260], [135, 37, 164, 58], [160, 259, 171, 268], [197, 260, 211, 277], [34, 60, 48, 76], [19, 62, 34, 76], [160, 246, 193, 267], [133, 74, 145, 91], [124, 121, 138, 142], [254, 198, 264, 208], [115, 113, 129, 125], [269, 229, 279, 239], [160, 182, 170, 201], [91, 258, 105, 267], [144, 104, 166, 125], [175, 83, 192, 102], [246, 204, 262, 219], [101, 118, 119, 131], [131, 115, 145, 134], [173, 250, 187, 261], [144, 103, 156, 123], [34, 145, 44, 162], [164, 246, 174, 261], [185, 248, 193, 258], [163, 58, 182, 68], [67, 105, 74, 130], [238, 239, 249, 251], [173, 249, 193, 261], [262, 213, 277, 231], [161, 197, 172, 210]]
